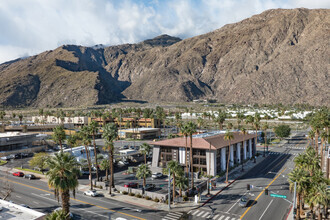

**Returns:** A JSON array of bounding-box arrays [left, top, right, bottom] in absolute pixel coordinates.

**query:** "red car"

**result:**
[[124, 182, 138, 188], [13, 172, 24, 177]]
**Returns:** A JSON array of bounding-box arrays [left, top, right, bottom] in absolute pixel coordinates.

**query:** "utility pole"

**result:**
[[168, 168, 171, 210], [293, 182, 296, 220]]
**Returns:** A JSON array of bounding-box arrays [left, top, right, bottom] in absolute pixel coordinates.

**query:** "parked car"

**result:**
[[121, 145, 129, 149], [144, 184, 156, 191], [13, 172, 24, 177], [124, 182, 138, 188], [8, 154, 16, 159], [0, 156, 10, 160], [152, 172, 163, 179], [83, 190, 101, 197], [118, 160, 129, 166], [23, 174, 36, 180], [239, 195, 250, 207]]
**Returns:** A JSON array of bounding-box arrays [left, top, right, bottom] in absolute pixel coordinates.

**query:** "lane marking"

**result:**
[[1, 177, 146, 220], [226, 191, 248, 213], [15, 195, 21, 198], [258, 199, 273, 220], [240, 167, 287, 219]]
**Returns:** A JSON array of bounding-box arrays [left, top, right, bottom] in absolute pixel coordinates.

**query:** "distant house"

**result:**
[[118, 128, 161, 140]]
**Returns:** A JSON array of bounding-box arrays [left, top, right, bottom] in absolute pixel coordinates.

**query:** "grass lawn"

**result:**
[[0, 160, 8, 166], [15, 167, 43, 175], [271, 139, 281, 143]]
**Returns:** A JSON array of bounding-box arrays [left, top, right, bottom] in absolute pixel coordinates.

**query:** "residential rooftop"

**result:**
[[0, 199, 45, 220]]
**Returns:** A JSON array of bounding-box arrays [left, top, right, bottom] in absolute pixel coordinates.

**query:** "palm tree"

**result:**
[[89, 120, 100, 181], [46, 152, 80, 217], [224, 131, 234, 183], [246, 113, 260, 154], [99, 159, 110, 181], [52, 126, 66, 152], [163, 161, 184, 202], [227, 122, 233, 130], [187, 121, 197, 189], [176, 173, 188, 197], [308, 183, 329, 220], [180, 123, 190, 175], [0, 111, 6, 125], [140, 143, 152, 164], [262, 123, 269, 156], [67, 134, 77, 153], [136, 164, 151, 194], [80, 126, 93, 190], [308, 129, 315, 148], [197, 117, 204, 130], [214, 110, 226, 130], [240, 127, 248, 171], [46, 209, 69, 220], [18, 113, 23, 124], [320, 131, 327, 169], [102, 123, 118, 194], [236, 112, 245, 129]]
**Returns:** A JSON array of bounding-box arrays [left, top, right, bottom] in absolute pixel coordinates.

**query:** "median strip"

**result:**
[[239, 167, 287, 219]]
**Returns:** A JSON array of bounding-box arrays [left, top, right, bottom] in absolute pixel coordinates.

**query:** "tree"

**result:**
[[136, 164, 151, 194], [180, 122, 190, 176], [176, 174, 188, 197], [309, 183, 329, 220], [163, 160, 184, 202], [197, 117, 204, 129], [308, 129, 315, 148], [67, 134, 78, 153], [52, 126, 66, 152], [214, 110, 226, 130], [102, 123, 118, 194], [224, 131, 234, 183], [240, 127, 248, 171], [274, 124, 291, 140], [89, 120, 100, 181], [18, 113, 23, 124], [99, 159, 110, 181], [320, 131, 327, 169], [227, 122, 233, 130], [140, 143, 152, 164], [46, 152, 80, 217], [187, 121, 197, 189], [29, 152, 49, 174], [0, 111, 6, 125], [12, 112, 16, 119], [236, 112, 245, 129], [79, 126, 93, 190], [262, 123, 269, 156]]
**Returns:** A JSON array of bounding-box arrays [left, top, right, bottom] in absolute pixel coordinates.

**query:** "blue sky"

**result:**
[[0, 0, 329, 64]]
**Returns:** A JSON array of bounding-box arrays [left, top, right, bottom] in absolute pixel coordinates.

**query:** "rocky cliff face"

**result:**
[[0, 8, 329, 107]]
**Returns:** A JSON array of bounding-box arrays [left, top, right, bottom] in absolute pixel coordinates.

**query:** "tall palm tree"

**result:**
[[80, 126, 93, 190], [102, 123, 118, 194], [89, 120, 100, 181], [176, 173, 188, 197], [240, 127, 248, 171], [262, 123, 269, 156], [67, 134, 77, 153], [224, 131, 234, 183], [187, 121, 197, 189], [308, 129, 315, 148], [0, 111, 6, 126], [52, 126, 66, 152], [197, 117, 204, 130], [140, 143, 152, 164], [136, 164, 151, 194], [320, 131, 327, 169], [165, 160, 183, 203], [309, 183, 329, 220], [246, 113, 260, 155], [46, 152, 80, 216], [180, 123, 190, 175]]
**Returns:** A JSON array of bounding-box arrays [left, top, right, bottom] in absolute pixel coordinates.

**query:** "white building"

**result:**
[[0, 199, 45, 220]]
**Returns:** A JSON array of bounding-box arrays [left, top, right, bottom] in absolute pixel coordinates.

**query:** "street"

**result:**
[[186, 132, 308, 220]]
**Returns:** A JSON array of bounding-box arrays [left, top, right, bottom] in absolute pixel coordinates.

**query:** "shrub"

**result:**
[[129, 192, 135, 196], [165, 199, 168, 204], [154, 198, 159, 202], [145, 196, 151, 200], [122, 191, 128, 195], [135, 193, 142, 198], [183, 196, 188, 201]]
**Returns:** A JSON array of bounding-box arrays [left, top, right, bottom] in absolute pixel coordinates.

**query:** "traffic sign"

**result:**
[[270, 194, 287, 198]]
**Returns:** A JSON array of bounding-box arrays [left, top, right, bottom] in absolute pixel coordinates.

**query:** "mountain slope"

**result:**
[[0, 8, 329, 107]]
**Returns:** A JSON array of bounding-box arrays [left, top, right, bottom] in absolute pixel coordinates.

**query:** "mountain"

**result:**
[[0, 8, 329, 108]]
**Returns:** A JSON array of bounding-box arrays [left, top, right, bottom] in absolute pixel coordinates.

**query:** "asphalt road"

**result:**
[[188, 132, 308, 220], [0, 171, 163, 220]]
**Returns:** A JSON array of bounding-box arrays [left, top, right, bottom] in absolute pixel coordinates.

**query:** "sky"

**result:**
[[0, 0, 329, 64]]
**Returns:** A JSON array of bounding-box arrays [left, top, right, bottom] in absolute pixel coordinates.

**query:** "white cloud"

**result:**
[[0, 0, 329, 64]]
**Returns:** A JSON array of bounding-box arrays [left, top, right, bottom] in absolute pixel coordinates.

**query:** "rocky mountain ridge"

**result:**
[[0, 8, 329, 107]]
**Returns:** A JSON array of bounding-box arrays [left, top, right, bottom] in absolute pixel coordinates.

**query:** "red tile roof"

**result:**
[[149, 132, 256, 150]]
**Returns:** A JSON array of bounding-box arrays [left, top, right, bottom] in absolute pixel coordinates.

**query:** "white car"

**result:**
[[152, 172, 163, 179], [83, 190, 100, 197], [118, 160, 129, 166]]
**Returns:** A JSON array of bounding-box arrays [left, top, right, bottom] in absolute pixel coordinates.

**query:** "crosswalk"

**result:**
[[285, 146, 306, 149], [269, 152, 301, 156], [162, 212, 184, 220], [187, 209, 239, 220]]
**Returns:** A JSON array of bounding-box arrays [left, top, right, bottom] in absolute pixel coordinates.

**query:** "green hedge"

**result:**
[[0, 160, 8, 166], [15, 167, 43, 174]]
